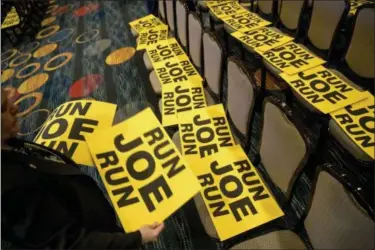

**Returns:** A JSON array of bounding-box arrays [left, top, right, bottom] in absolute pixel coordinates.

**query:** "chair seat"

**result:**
[[149, 70, 162, 95], [329, 69, 363, 91], [143, 52, 153, 70], [131, 27, 138, 37], [229, 230, 306, 249], [209, 11, 222, 22], [329, 119, 373, 162], [254, 69, 289, 91], [197, 0, 209, 11], [194, 193, 219, 239], [172, 131, 182, 152], [224, 23, 236, 33]]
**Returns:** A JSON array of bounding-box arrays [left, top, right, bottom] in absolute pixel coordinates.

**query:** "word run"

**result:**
[[34, 102, 96, 158], [181, 114, 234, 158], [209, 1, 244, 18], [148, 40, 184, 64], [132, 16, 163, 33], [138, 28, 168, 48], [163, 84, 205, 115], [224, 11, 271, 31], [96, 127, 186, 212], [156, 59, 200, 85], [199, 159, 270, 222]]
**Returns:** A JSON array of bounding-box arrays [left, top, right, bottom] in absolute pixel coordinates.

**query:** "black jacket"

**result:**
[[1, 138, 142, 249]]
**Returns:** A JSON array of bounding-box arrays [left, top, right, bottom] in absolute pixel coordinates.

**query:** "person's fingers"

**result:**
[[151, 221, 158, 228], [154, 222, 165, 235]]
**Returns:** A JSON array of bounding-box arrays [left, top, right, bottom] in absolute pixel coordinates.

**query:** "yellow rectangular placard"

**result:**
[[279, 66, 370, 114], [129, 14, 165, 34], [1, 7, 20, 29], [34, 100, 117, 166], [205, 1, 233, 8], [137, 25, 169, 51], [257, 41, 326, 75], [207, 1, 245, 19], [222, 11, 271, 32], [349, 0, 371, 15], [86, 108, 201, 232], [153, 55, 203, 86], [162, 82, 206, 127], [194, 145, 284, 240], [231, 27, 294, 52], [178, 104, 236, 165], [146, 38, 186, 68], [330, 93, 375, 159]]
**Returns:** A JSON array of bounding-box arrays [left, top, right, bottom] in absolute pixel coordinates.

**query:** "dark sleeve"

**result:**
[[73, 229, 142, 249]]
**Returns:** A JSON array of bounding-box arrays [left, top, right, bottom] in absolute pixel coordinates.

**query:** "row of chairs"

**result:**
[[1, 0, 49, 49], [134, 0, 375, 248]]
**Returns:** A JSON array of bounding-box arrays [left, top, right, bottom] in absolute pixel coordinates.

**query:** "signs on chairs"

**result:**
[[178, 104, 236, 165], [136, 25, 169, 51], [207, 1, 245, 19], [231, 27, 294, 52], [349, 0, 372, 15], [257, 41, 325, 75], [1, 7, 20, 29], [146, 38, 185, 67], [280, 66, 370, 114], [129, 14, 165, 34], [222, 11, 271, 32], [86, 108, 201, 232], [34, 100, 117, 166], [162, 82, 206, 127], [330, 93, 375, 159], [193, 145, 284, 240]]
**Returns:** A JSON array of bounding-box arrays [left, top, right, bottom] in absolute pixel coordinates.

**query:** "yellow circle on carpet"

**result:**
[[41, 16, 56, 27], [16, 63, 41, 79], [47, 5, 58, 13], [18, 73, 49, 94], [106, 47, 136, 65], [9, 53, 32, 68], [44, 52, 73, 71], [1, 49, 18, 62], [15, 92, 43, 117], [33, 43, 58, 58], [18, 109, 50, 136], [36, 25, 60, 40], [2, 68, 15, 83]]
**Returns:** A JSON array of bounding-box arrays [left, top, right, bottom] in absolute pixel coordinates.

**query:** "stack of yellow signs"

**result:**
[[129, 14, 169, 51], [129, 15, 206, 127], [1, 7, 20, 29], [178, 104, 284, 240]]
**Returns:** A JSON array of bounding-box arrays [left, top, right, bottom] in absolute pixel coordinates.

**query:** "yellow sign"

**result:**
[[34, 100, 117, 166], [231, 27, 294, 52], [222, 11, 271, 32], [178, 104, 236, 165], [280, 66, 370, 114], [129, 14, 165, 34], [2, 7, 20, 29], [86, 108, 201, 232], [349, 0, 371, 15], [162, 82, 206, 127], [207, 1, 245, 19], [258, 41, 326, 75], [194, 145, 284, 240], [153, 54, 203, 86], [146, 38, 185, 67], [331, 93, 375, 159], [137, 25, 169, 51]]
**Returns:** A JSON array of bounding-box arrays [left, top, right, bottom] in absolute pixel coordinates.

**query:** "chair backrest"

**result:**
[[304, 164, 374, 249], [344, 4, 374, 79], [257, 0, 279, 22], [159, 0, 166, 19], [259, 97, 310, 194], [202, 32, 224, 102], [166, 0, 175, 32], [226, 57, 258, 147], [188, 13, 203, 70], [176, 0, 188, 48], [306, 0, 348, 53], [278, 0, 307, 33]]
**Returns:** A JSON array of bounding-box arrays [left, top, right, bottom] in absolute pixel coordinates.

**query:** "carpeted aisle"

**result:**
[[1, 1, 219, 249]]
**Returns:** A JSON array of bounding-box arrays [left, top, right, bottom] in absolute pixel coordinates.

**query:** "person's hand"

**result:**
[[139, 222, 165, 244]]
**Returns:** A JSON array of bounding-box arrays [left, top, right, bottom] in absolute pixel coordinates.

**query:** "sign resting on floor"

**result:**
[[231, 27, 294, 52], [194, 145, 284, 240], [129, 14, 165, 34], [178, 104, 236, 166], [280, 66, 370, 114], [136, 25, 169, 51], [34, 100, 117, 167], [330, 92, 374, 159], [257, 41, 326, 75], [86, 108, 201, 232], [162, 82, 207, 127], [222, 11, 271, 32]]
